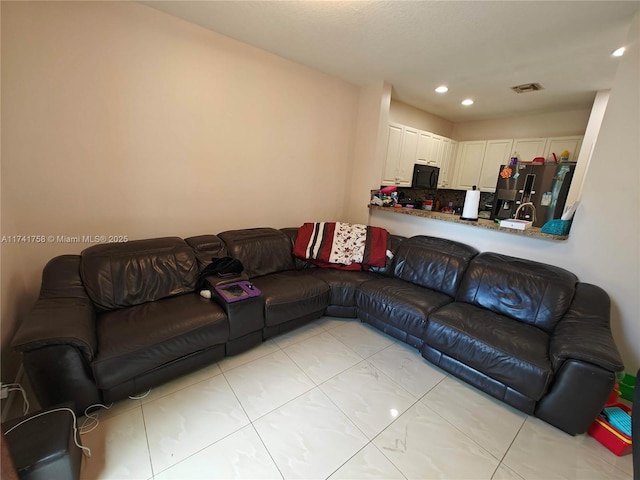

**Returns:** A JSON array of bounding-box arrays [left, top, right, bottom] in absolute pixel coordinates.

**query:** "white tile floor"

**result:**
[[78, 317, 634, 480]]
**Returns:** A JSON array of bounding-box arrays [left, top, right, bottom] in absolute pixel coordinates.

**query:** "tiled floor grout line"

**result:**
[[364, 396, 432, 480], [247, 422, 285, 480], [223, 354, 316, 424], [138, 402, 155, 480], [492, 417, 529, 480], [148, 371, 260, 479], [218, 367, 286, 480]]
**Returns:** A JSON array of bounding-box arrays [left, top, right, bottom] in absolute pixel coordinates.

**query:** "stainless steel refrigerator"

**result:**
[[490, 163, 576, 227]]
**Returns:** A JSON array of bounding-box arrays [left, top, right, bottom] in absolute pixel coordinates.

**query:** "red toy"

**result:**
[[588, 403, 632, 456]]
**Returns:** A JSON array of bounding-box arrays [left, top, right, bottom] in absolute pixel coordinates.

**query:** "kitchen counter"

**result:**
[[368, 205, 569, 241]]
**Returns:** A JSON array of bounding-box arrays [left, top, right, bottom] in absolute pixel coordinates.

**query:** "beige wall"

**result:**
[[452, 109, 590, 141], [389, 100, 454, 138], [0, 2, 360, 380]]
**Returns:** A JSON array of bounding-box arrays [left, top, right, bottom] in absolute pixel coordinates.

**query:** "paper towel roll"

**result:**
[[461, 188, 480, 221]]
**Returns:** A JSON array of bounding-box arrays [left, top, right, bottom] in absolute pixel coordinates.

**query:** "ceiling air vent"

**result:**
[[511, 83, 544, 93]]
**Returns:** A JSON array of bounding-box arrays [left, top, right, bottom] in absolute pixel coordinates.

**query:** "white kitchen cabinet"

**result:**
[[438, 139, 457, 188], [397, 127, 418, 186], [416, 131, 447, 167], [430, 135, 444, 167], [452, 141, 487, 190], [383, 122, 457, 186], [512, 138, 546, 163], [479, 139, 514, 192], [543, 136, 583, 162], [381, 124, 404, 185], [416, 132, 435, 166], [381, 123, 418, 187]]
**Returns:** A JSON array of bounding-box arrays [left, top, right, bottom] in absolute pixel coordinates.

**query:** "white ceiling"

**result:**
[[143, 1, 639, 122]]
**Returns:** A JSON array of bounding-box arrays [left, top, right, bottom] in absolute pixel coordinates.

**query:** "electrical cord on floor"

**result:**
[[1, 383, 146, 460], [79, 403, 113, 435], [3, 407, 92, 457], [128, 388, 151, 400], [78, 393, 146, 436], [2, 383, 29, 415]]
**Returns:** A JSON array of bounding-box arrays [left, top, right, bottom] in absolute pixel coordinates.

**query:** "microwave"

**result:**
[[412, 164, 440, 189]]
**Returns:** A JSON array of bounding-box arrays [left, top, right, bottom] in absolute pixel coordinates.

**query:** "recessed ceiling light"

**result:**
[[435, 85, 449, 93], [461, 99, 474, 106], [612, 47, 625, 57]]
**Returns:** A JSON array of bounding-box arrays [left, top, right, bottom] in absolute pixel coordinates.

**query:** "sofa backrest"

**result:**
[[392, 236, 479, 297], [218, 228, 295, 278], [456, 252, 577, 332], [80, 237, 199, 312], [279, 227, 405, 274], [280, 228, 315, 270], [369, 233, 405, 275], [184, 234, 228, 270]]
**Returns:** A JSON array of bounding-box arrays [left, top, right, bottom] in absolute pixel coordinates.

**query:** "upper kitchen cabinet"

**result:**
[[452, 141, 487, 190], [544, 136, 583, 162], [416, 131, 436, 166], [438, 140, 457, 189], [381, 124, 403, 185], [512, 137, 547, 162], [382, 123, 418, 186], [479, 139, 514, 191], [416, 131, 448, 167], [441, 135, 584, 192]]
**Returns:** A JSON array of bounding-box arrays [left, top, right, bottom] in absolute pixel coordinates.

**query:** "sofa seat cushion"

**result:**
[[356, 278, 452, 343], [251, 271, 330, 327], [92, 294, 228, 389], [309, 269, 382, 307], [425, 302, 553, 400]]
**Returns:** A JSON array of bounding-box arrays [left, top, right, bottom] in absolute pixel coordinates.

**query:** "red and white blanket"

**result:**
[[293, 222, 389, 270]]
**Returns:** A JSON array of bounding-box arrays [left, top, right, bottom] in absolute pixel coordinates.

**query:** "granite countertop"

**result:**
[[368, 205, 569, 241]]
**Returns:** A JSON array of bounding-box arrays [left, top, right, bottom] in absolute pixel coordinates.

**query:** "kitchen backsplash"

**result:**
[[397, 187, 495, 212]]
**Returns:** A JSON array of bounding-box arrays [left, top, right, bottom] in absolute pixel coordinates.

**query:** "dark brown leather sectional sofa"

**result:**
[[11, 227, 624, 435]]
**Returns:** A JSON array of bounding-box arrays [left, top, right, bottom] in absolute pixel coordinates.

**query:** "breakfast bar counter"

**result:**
[[368, 205, 569, 241]]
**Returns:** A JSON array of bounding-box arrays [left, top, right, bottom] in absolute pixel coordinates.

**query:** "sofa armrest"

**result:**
[[11, 255, 97, 362], [12, 297, 97, 362], [549, 283, 624, 373]]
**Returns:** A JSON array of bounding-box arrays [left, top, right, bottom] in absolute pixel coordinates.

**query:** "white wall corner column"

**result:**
[[344, 80, 392, 224], [565, 89, 610, 207]]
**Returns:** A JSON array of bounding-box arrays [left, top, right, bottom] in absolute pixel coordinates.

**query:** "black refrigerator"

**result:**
[[490, 163, 576, 227]]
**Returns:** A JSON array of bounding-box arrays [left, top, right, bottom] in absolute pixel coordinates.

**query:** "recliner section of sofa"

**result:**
[[11, 228, 624, 436], [356, 236, 478, 348], [422, 251, 577, 405], [12, 238, 230, 412], [420, 252, 624, 434]]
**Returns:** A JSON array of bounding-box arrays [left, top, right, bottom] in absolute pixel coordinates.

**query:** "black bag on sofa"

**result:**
[[195, 256, 245, 291]]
